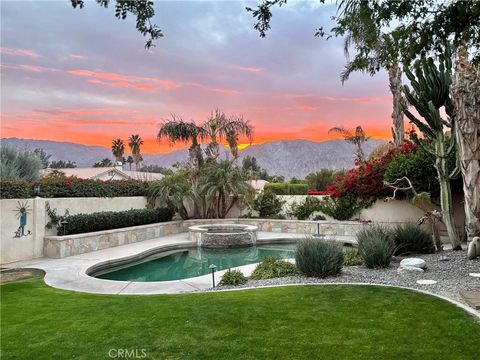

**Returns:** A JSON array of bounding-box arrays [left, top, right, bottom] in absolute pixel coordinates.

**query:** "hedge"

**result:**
[[58, 207, 174, 235], [263, 183, 308, 195], [0, 178, 149, 199], [289, 184, 308, 195]]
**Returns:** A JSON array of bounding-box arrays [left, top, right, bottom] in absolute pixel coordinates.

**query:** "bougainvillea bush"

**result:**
[[317, 141, 417, 220], [325, 141, 417, 200], [0, 177, 149, 199]]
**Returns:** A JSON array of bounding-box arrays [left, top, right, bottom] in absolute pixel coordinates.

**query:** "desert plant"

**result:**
[[392, 223, 435, 256], [295, 238, 343, 278], [343, 247, 364, 266], [250, 256, 297, 280], [0, 145, 42, 181], [357, 225, 394, 268], [219, 269, 248, 286], [252, 190, 284, 218]]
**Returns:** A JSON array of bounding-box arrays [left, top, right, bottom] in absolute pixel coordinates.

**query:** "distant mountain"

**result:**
[[1, 137, 385, 179]]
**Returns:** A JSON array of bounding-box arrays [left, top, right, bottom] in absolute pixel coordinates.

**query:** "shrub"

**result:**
[[219, 269, 248, 286], [289, 184, 308, 195], [252, 190, 284, 218], [0, 177, 150, 199], [318, 194, 372, 220], [392, 223, 435, 255], [0, 145, 42, 181], [295, 238, 343, 278], [325, 140, 416, 199], [356, 225, 394, 268], [343, 247, 364, 266], [290, 196, 322, 220], [264, 183, 289, 195], [250, 256, 297, 279], [313, 214, 326, 221], [59, 207, 174, 235]]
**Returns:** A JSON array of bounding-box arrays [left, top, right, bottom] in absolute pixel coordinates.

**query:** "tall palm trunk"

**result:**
[[389, 62, 405, 147], [435, 131, 461, 249], [451, 46, 480, 240]]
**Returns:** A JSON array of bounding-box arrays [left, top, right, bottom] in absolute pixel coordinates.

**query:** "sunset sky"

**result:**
[[1, 1, 396, 154]]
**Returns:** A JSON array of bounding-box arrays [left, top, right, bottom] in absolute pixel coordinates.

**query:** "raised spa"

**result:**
[[189, 223, 258, 248]]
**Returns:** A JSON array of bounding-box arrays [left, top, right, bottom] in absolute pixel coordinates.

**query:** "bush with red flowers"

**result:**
[[325, 141, 417, 200]]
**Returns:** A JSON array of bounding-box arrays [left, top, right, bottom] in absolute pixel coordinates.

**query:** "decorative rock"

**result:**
[[416, 279, 437, 285], [397, 266, 424, 274], [467, 237, 480, 260], [469, 273, 480, 278], [400, 258, 427, 269]]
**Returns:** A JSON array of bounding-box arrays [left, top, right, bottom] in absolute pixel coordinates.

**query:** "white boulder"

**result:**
[[400, 258, 427, 269], [397, 266, 424, 274], [467, 237, 480, 260]]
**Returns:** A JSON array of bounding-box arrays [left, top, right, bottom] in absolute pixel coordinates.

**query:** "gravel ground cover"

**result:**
[[216, 250, 480, 304]]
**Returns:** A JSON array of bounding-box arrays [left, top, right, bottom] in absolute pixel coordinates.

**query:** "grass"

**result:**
[[1, 280, 479, 359]]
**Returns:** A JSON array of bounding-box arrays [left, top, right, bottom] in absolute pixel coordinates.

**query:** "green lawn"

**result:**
[[1, 280, 479, 360]]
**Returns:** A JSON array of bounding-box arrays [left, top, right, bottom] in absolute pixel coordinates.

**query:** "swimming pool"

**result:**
[[94, 243, 296, 282]]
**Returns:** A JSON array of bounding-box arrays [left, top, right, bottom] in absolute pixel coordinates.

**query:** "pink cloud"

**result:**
[[0, 47, 40, 58], [69, 54, 85, 59], [231, 64, 264, 73], [1, 63, 56, 73], [67, 69, 180, 91]]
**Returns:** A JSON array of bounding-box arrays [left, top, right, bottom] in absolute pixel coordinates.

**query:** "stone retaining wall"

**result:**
[[43, 218, 400, 259]]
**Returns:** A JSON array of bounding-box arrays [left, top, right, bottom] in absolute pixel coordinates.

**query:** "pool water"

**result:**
[[96, 243, 296, 282]]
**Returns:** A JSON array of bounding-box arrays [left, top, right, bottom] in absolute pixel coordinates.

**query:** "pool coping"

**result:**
[[3, 232, 308, 295]]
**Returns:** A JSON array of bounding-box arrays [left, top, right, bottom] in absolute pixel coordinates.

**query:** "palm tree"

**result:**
[[126, 156, 134, 170], [128, 134, 143, 171], [204, 109, 227, 161], [111, 139, 125, 163], [158, 116, 206, 169], [148, 170, 192, 220], [329, 125, 370, 163], [223, 116, 253, 160], [199, 160, 253, 218], [336, 1, 405, 147]]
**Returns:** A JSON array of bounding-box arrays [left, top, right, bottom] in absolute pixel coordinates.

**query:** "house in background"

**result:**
[[248, 179, 269, 193], [41, 163, 164, 182]]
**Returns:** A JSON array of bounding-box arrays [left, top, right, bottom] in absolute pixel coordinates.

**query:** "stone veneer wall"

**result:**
[[43, 218, 399, 259]]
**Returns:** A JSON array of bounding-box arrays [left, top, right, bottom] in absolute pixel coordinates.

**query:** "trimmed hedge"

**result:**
[[58, 207, 174, 235], [264, 183, 289, 195], [0, 178, 149, 199], [263, 183, 308, 195], [289, 184, 308, 195]]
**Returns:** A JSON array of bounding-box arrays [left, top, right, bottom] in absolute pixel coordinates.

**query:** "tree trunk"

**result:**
[[435, 133, 461, 249], [451, 46, 480, 240], [389, 62, 405, 147]]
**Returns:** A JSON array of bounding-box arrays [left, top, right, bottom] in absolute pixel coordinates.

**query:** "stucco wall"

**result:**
[[0, 196, 148, 264]]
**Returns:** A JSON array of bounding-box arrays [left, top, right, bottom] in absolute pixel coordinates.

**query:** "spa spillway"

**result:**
[[188, 224, 258, 248]]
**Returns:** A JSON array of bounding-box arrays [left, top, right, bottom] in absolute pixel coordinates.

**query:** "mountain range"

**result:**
[[1, 137, 385, 179]]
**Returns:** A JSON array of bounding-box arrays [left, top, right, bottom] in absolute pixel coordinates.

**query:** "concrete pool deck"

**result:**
[[3, 232, 307, 295]]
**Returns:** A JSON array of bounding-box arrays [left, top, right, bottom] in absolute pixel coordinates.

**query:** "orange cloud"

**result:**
[[0, 47, 40, 58]]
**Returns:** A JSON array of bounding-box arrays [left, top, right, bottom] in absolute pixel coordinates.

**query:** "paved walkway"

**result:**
[[3, 232, 305, 295]]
